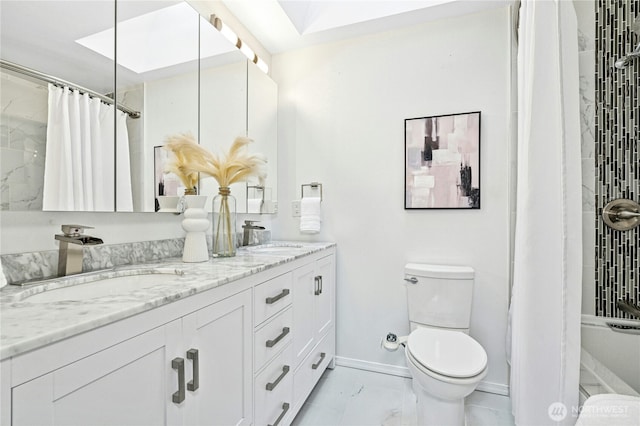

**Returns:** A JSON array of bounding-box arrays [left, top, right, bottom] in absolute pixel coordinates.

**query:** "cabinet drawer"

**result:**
[[255, 307, 293, 371], [293, 329, 335, 414], [255, 343, 293, 426], [254, 272, 293, 326]]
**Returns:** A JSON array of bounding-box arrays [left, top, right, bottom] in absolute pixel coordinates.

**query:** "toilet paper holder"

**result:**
[[381, 332, 407, 351]]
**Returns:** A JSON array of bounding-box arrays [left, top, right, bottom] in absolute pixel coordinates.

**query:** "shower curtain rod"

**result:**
[[0, 59, 141, 119]]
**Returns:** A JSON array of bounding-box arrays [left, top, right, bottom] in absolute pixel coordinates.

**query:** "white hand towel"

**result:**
[[300, 197, 322, 234]]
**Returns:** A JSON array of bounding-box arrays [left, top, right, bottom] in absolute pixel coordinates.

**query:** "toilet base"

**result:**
[[413, 379, 466, 426]]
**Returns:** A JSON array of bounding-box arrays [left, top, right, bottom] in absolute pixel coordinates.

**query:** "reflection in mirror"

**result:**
[[199, 21, 248, 213], [0, 0, 115, 211], [247, 61, 278, 214], [0, 0, 278, 214], [114, 1, 201, 212]]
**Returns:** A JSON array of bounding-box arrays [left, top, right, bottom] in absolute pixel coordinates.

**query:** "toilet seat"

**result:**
[[406, 350, 487, 387], [407, 328, 487, 378]]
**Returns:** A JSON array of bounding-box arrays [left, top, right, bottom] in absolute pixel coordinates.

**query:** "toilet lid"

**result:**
[[407, 328, 487, 378]]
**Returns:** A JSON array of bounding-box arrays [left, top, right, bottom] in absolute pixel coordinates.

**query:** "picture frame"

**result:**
[[404, 111, 481, 209]]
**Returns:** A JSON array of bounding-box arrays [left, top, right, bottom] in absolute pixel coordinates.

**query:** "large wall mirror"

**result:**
[[0, 0, 277, 214]]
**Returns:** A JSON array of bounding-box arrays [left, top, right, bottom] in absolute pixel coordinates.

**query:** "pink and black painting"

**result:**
[[405, 111, 480, 209]]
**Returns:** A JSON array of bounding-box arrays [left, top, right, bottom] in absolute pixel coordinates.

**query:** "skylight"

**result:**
[[76, 2, 235, 74]]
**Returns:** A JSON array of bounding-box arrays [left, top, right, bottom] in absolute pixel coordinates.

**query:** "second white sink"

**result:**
[[243, 244, 304, 254]]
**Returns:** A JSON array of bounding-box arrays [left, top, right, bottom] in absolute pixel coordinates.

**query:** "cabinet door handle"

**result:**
[[187, 348, 199, 392], [314, 276, 321, 295], [266, 289, 290, 304], [268, 402, 290, 426], [319, 275, 323, 295], [266, 327, 290, 348], [266, 365, 290, 391], [171, 357, 185, 404], [312, 352, 326, 370]]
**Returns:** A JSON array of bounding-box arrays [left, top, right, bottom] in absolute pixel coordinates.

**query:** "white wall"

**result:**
[[271, 7, 513, 391]]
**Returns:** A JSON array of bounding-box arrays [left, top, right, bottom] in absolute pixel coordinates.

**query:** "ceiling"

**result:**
[[0, 0, 514, 94], [222, 0, 515, 55]]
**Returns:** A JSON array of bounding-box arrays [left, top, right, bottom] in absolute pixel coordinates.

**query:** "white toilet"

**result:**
[[403, 263, 488, 426]]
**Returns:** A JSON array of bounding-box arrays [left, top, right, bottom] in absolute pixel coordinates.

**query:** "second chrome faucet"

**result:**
[[242, 220, 265, 246]]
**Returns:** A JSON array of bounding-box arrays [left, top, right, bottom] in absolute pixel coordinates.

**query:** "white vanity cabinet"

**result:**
[[1, 245, 336, 426], [11, 320, 183, 425], [292, 254, 336, 414], [250, 252, 336, 426], [292, 254, 335, 367], [181, 289, 253, 426], [8, 288, 253, 426], [253, 272, 295, 426]]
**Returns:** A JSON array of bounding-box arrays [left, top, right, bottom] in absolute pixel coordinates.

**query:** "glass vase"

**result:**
[[212, 186, 237, 257]]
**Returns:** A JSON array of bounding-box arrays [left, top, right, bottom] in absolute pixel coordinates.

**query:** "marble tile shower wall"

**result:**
[[595, 0, 639, 318], [575, 0, 597, 316], [0, 74, 48, 211]]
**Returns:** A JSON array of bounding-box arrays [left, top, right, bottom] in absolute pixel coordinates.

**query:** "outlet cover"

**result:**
[[292, 200, 301, 217]]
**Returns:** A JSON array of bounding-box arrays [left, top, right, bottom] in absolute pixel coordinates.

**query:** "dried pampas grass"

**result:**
[[163, 133, 268, 189], [163, 134, 201, 191], [164, 133, 268, 256]]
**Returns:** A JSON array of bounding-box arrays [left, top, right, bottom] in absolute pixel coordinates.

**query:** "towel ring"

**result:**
[[301, 182, 323, 201]]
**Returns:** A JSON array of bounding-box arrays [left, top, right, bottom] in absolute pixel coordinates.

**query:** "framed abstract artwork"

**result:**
[[405, 111, 481, 209]]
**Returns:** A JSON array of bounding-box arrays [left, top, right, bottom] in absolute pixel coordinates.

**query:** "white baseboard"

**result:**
[[476, 381, 509, 396], [335, 356, 412, 378], [334, 356, 509, 396]]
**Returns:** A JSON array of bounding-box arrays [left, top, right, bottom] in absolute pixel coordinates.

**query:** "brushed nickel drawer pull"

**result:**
[[268, 402, 290, 426], [314, 276, 321, 295], [171, 357, 185, 403], [187, 348, 199, 391], [312, 352, 326, 370], [266, 365, 290, 391], [266, 327, 290, 348], [266, 289, 290, 304]]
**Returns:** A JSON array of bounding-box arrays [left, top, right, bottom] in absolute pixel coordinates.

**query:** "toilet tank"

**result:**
[[404, 263, 475, 329]]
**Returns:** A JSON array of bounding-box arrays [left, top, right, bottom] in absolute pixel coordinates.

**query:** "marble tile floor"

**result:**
[[292, 366, 515, 426]]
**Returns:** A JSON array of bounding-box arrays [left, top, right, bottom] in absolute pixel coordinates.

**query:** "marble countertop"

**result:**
[[0, 242, 335, 360]]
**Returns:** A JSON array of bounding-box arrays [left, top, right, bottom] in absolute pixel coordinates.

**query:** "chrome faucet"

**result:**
[[55, 225, 103, 276], [242, 220, 265, 246]]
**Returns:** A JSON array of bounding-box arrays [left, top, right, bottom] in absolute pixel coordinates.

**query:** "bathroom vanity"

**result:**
[[0, 242, 335, 426]]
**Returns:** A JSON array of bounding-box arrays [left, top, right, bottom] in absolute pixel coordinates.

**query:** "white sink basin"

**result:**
[[22, 269, 184, 303], [244, 244, 304, 254]]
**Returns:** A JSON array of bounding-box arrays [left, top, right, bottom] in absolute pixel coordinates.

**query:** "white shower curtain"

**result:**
[[43, 84, 133, 211], [509, 1, 582, 425]]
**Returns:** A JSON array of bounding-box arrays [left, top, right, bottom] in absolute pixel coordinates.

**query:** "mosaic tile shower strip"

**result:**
[[595, 0, 640, 318]]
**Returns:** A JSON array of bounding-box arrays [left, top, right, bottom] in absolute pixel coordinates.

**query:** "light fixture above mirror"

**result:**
[[211, 14, 269, 74]]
